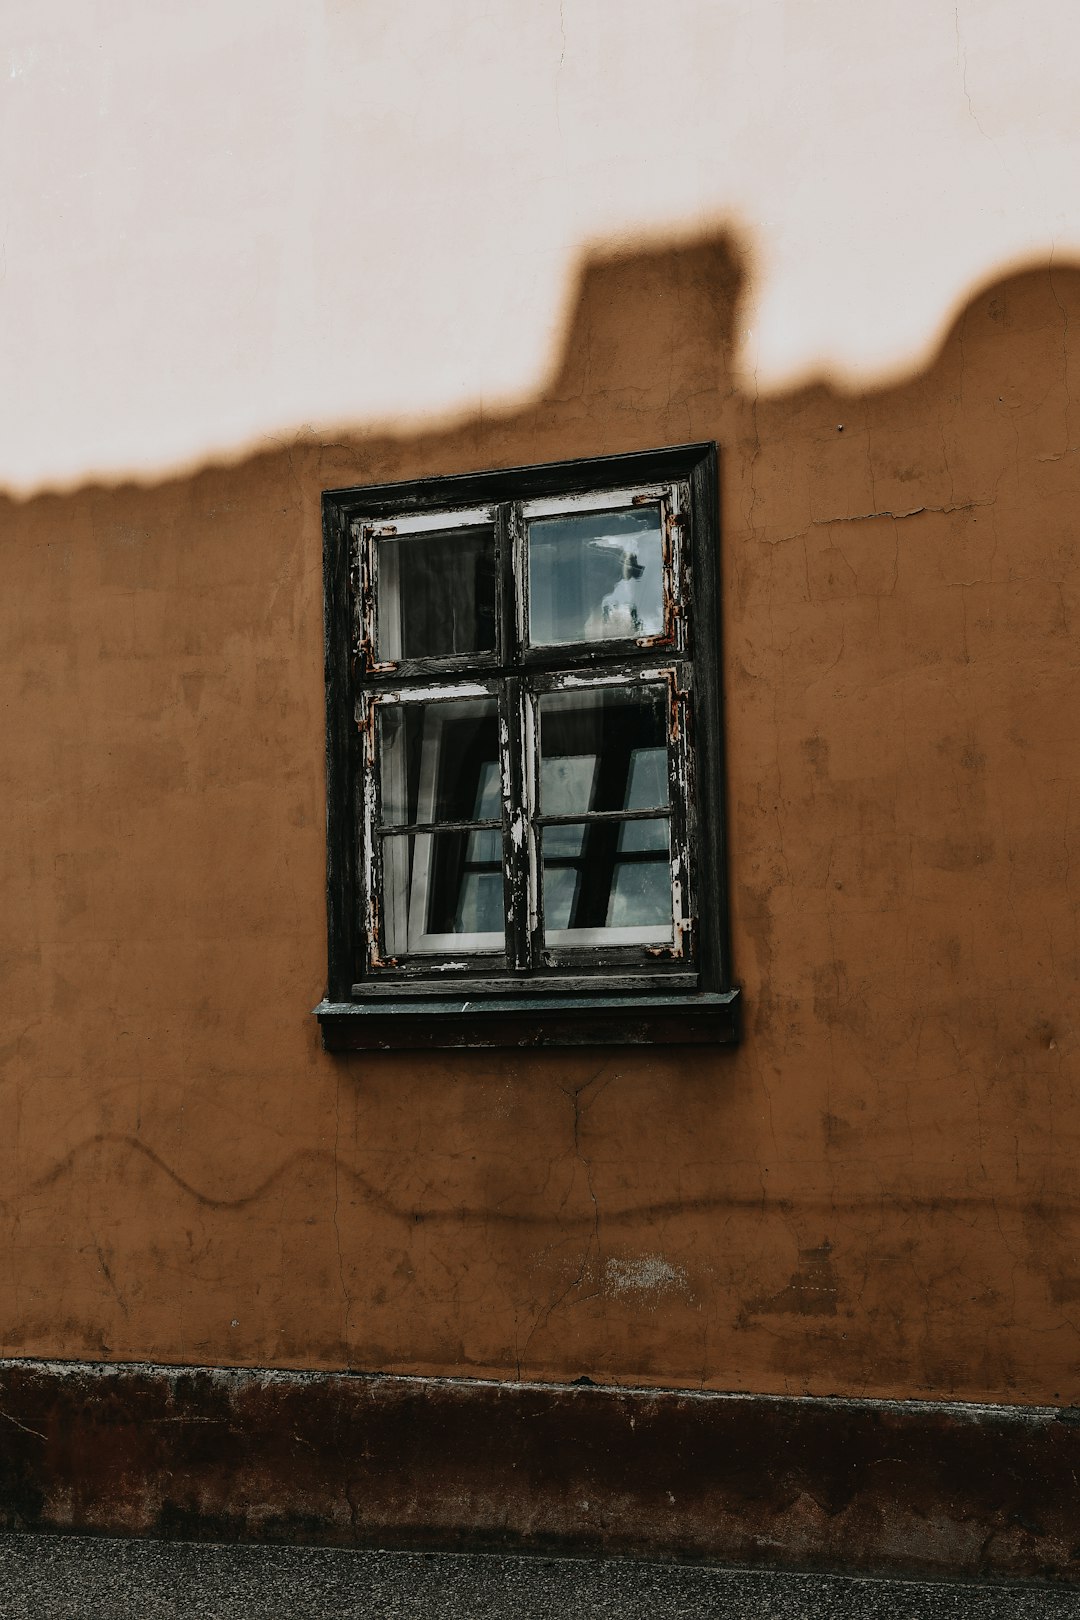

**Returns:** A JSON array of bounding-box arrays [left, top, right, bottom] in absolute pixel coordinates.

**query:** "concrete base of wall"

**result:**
[[0, 1359, 1077, 1583]]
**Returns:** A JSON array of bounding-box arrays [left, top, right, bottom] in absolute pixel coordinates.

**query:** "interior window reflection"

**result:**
[[528, 505, 665, 645], [537, 684, 672, 943], [378, 698, 504, 955], [377, 526, 496, 662]]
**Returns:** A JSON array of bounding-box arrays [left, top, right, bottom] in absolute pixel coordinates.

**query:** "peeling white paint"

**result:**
[[378, 682, 491, 704]]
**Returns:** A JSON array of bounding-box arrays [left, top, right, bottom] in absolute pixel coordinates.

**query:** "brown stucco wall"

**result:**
[[2, 232, 1079, 1404]]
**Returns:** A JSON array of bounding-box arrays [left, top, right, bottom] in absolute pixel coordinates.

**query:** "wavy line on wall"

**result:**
[[2, 1132, 1071, 1229]]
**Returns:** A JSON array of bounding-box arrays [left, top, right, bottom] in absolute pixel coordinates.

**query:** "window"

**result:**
[[316, 444, 739, 1049]]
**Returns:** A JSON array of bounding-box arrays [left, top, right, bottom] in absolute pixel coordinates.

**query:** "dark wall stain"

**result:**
[[1, 1360, 1079, 1585], [744, 1240, 839, 1318]]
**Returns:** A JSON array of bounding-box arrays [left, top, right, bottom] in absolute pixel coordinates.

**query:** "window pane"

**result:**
[[538, 686, 668, 817], [625, 744, 668, 811], [540, 753, 598, 820], [544, 823, 587, 859], [377, 526, 496, 661], [542, 861, 581, 932], [528, 505, 664, 645], [383, 831, 504, 956], [379, 699, 500, 827], [541, 819, 672, 946], [608, 851, 672, 928], [618, 816, 669, 853]]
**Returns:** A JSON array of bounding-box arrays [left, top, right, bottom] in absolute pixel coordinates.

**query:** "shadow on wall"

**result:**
[[2, 228, 1080, 1404]]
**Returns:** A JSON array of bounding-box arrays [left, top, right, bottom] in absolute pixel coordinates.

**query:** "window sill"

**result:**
[[314, 988, 740, 1051]]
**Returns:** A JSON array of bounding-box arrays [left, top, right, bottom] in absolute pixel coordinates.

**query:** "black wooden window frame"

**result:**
[[316, 443, 739, 1050]]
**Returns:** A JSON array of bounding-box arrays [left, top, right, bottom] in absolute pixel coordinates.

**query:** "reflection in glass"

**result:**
[[383, 830, 504, 956], [528, 505, 665, 645], [625, 745, 667, 811], [609, 848, 673, 929], [379, 699, 499, 827], [539, 754, 597, 822], [377, 526, 496, 661], [537, 685, 672, 944], [617, 815, 669, 853], [543, 821, 587, 859], [377, 697, 503, 956], [541, 819, 672, 943], [538, 686, 668, 817], [542, 858, 581, 932]]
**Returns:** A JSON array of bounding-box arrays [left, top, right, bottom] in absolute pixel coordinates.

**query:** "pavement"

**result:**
[[0, 1535, 1079, 1620]]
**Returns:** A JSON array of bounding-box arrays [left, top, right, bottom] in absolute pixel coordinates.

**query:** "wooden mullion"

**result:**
[[350, 969, 702, 999], [535, 807, 672, 827], [502, 676, 531, 971], [363, 650, 502, 684], [323, 497, 358, 998], [379, 818, 502, 837], [685, 450, 725, 987]]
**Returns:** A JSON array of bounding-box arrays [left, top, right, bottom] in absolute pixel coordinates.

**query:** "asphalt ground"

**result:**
[[0, 1536, 1079, 1620]]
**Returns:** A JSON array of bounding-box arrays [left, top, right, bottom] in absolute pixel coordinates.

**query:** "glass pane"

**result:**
[[538, 686, 668, 816], [545, 823, 587, 859], [383, 830, 504, 956], [377, 526, 496, 661], [528, 504, 665, 645], [607, 855, 673, 930], [543, 862, 581, 932], [618, 816, 669, 853], [541, 819, 672, 944], [379, 699, 500, 826], [540, 753, 598, 820], [625, 745, 668, 810]]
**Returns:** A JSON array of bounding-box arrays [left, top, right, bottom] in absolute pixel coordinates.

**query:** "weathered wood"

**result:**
[[320, 444, 735, 1033]]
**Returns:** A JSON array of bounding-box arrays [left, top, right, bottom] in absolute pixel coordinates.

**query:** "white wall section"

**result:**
[[2, 0, 1077, 489]]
